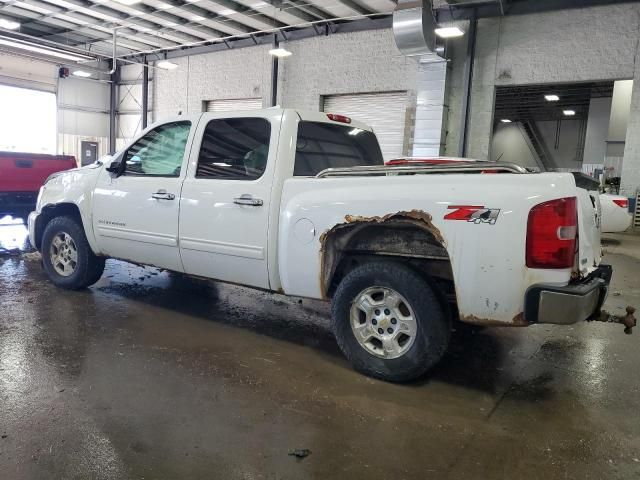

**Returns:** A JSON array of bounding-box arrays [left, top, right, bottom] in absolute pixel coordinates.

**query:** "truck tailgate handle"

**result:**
[[234, 194, 263, 206], [151, 190, 175, 200], [15, 159, 33, 168]]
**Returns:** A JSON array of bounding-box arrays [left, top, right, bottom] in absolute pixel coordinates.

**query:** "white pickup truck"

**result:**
[[29, 108, 615, 382]]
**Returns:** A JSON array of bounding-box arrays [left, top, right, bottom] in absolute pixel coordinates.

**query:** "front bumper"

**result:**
[[524, 265, 612, 325], [28, 211, 39, 251]]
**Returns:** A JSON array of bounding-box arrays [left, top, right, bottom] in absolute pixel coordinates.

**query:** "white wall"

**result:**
[[153, 44, 273, 122], [584, 97, 612, 165], [490, 122, 539, 168], [608, 80, 633, 142], [153, 29, 443, 157], [536, 120, 583, 170]]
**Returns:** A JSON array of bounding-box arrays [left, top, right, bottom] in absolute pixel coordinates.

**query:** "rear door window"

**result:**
[[294, 121, 384, 176], [196, 118, 271, 180]]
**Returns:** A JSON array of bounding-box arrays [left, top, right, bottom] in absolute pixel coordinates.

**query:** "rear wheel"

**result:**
[[42, 215, 105, 289], [331, 261, 450, 382]]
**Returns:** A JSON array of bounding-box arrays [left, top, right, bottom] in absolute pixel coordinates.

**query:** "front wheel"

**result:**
[[42, 215, 105, 290], [331, 262, 450, 382]]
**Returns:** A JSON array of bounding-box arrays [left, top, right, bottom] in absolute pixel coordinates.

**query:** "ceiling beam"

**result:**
[[122, 14, 392, 61]]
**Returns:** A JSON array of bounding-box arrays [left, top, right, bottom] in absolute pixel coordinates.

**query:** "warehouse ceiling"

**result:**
[[0, 0, 397, 58]]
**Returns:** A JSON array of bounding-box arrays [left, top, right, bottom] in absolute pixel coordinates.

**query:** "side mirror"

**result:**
[[106, 160, 121, 174]]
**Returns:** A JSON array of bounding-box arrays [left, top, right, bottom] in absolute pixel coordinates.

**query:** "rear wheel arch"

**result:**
[[321, 213, 457, 312]]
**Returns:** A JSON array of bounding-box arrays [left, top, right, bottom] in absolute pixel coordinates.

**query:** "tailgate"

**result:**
[[573, 173, 602, 275], [0, 155, 76, 192]]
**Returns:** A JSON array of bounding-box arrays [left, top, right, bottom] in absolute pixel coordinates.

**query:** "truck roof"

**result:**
[[153, 108, 374, 134]]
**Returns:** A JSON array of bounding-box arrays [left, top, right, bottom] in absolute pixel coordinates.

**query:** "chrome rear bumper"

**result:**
[[524, 265, 612, 325]]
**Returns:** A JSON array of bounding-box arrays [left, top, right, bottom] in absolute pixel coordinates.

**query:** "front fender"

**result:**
[[35, 165, 102, 253]]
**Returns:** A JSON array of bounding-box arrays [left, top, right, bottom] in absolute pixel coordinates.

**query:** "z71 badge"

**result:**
[[444, 205, 501, 225]]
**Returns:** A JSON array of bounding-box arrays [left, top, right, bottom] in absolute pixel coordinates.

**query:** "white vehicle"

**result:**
[[600, 193, 633, 233], [29, 109, 614, 382]]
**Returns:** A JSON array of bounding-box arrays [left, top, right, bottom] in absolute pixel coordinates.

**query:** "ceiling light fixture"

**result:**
[[545, 94, 560, 101], [157, 60, 178, 70], [501, 119, 512, 123], [0, 37, 94, 61], [0, 18, 20, 30], [434, 26, 464, 38], [269, 47, 292, 57], [113, 0, 141, 4], [563, 110, 576, 116], [72, 70, 91, 78], [218, 8, 235, 16]]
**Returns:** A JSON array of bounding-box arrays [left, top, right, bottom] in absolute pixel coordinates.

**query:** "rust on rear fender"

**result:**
[[459, 312, 529, 327], [319, 210, 448, 299]]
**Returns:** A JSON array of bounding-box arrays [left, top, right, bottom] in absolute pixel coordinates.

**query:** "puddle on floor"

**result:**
[[0, 215, 32, 255]]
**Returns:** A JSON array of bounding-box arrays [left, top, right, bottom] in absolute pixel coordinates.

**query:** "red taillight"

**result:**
[[326, 113, 352, 124], [526, 197, 577, 269], [613, 199, 628, 209]]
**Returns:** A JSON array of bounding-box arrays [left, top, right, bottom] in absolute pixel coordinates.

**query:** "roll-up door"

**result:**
[[323, 92, 408, 160], [205, 98, 263, 112]]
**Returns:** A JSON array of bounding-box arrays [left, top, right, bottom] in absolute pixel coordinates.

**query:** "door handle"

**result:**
[[151, 190, 175, 201], [233, 194, 263, 206]]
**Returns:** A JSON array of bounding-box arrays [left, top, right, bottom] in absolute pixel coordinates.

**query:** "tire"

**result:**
[[331, 261, 450, 382], [41, 215, 105, 290]]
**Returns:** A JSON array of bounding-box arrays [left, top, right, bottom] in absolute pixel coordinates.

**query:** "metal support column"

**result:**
[[109, 62, 120, 154], [458, 17, 477, 158], [142, 57, 149, 130], [271, 35, 279, 107]]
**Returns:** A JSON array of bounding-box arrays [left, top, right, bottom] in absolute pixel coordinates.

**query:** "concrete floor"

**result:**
[[1, 215, 640, 479]]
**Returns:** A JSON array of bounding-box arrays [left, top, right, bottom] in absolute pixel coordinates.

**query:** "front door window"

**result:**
[[124, 121, 191, 177]]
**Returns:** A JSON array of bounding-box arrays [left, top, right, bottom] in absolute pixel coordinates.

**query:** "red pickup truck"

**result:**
[[0, 151, 76, 220]]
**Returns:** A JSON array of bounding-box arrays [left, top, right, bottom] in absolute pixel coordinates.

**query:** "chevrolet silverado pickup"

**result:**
[[29, 109, 613, 382], [0, 151, 76, 221]]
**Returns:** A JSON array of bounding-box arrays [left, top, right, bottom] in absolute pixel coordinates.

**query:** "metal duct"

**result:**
[[393, 0, 438, 56]]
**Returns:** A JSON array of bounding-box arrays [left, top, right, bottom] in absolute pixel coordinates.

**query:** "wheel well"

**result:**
[[34, 203, 83, 250], [321, 211, 457, 312]]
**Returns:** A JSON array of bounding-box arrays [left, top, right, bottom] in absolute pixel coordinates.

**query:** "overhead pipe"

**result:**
[[392, 0, 438, 56], [108, 28, 120, 74]]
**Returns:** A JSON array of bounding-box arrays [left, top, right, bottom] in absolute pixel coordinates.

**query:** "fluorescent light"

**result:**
[[545, 94, 560, 101], [72, 70, 91, 78], [435, 26, 464, 38], [113, 0, 141, 4], [218, 8, 235, 15], [0, 18, 20, 30], [269, 47, 292, 57], [563, 110, 576, 116], [501, 119, 512, 123], [156, 1, 172, 9], [0, 37, 93, 61], [157, 60, 178, 70], [189, 15, 205, 21]]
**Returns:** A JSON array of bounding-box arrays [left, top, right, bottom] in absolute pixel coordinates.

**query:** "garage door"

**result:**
[[323, 92, 408, 160], [205, 98, 263, 112]]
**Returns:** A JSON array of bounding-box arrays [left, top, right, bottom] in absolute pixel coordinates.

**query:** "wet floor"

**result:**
[[1, 214, 640, 479]]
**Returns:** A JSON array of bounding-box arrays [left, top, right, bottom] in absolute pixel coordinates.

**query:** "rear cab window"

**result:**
[[294, 121, 384, 176]]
